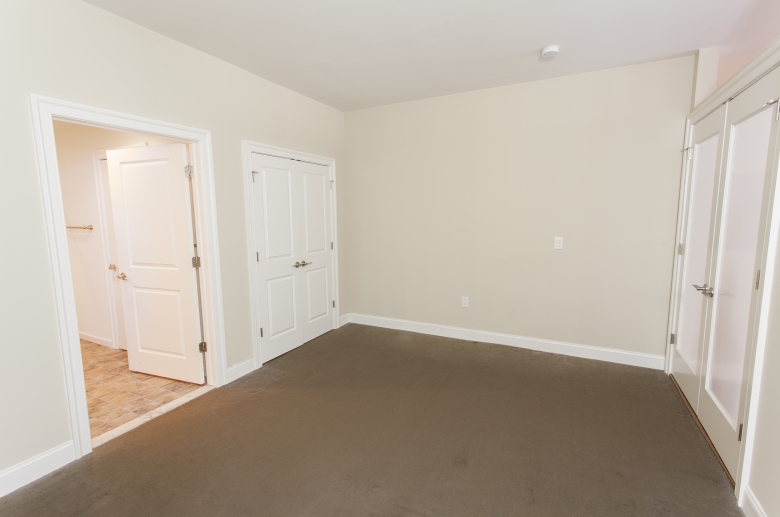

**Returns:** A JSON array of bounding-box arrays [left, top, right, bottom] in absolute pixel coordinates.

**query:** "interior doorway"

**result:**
[[31, 95, 227, 460], [53, 121, 208, 443], [668, 66, 780, 485]]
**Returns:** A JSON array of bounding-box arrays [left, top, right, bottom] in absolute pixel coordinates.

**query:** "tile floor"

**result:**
[[82, 340, 201, 438]]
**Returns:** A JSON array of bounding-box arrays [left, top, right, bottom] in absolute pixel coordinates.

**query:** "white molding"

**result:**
[[241, 140, 340, 367], [0, 442, 75, 498], [28, 94, 229, 476], [339, 314, 351, 327], [691, 35, 780, 124], [741, 486, 768, 517], [78, 332, 112, 348], [91, 386, 213, 448], [343, 313, 665, 370], [223, 357, 257, 384]]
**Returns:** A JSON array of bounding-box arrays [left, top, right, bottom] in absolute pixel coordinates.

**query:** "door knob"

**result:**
[[118, 272, 128, 280], [692, 284, 714, 297], [293, 262, 302, 268], [108, 264, 117, 271], [300, 261, 312, 267]]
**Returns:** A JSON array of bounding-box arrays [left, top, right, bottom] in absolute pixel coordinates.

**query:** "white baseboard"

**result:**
[[0, 441, 75, 498], [224, 357, 257, 384], [342, 313, 665, 370], [79, 332, 113, 348], [741, 486, 768, 517], [338, 314, 350, 327]]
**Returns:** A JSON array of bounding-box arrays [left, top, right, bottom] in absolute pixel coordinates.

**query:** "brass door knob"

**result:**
[[294, 262, 302, 268], [108, 264, 117, 271], [118, 272, 128, 280]]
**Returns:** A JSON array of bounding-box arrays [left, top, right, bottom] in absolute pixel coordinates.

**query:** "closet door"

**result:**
[[696, 68, 780, 476], [671, 106, 727, 408], [251, 153, 334, 363]]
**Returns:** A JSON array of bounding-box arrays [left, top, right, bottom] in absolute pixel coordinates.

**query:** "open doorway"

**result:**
[[31, 95, 227, 459], [53, 121, 208, 444]]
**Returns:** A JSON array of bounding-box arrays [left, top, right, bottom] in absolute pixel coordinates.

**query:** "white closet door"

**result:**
[[696, 68, 780, 475], [251, 152, 334, 363], [107, 144, 204, 384], [672, 106, 727, 407]]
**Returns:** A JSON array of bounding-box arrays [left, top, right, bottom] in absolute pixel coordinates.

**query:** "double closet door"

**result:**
[[251, 153, 334, 363], [672, 67, 780, 478]]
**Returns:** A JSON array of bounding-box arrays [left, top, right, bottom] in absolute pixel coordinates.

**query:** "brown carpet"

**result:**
[[0, 323, 742, 516]]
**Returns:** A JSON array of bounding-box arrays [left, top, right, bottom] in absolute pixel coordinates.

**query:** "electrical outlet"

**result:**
[[462, 296, 469, 308], [554, 236, 563, 249]]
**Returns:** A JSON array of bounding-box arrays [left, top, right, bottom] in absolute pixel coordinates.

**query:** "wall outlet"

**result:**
[[554, 236, 563, 249], [462, 296, 469, 308]]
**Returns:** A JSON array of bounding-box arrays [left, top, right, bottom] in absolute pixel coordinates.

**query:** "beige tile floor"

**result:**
[[81, 340, 201, 438]]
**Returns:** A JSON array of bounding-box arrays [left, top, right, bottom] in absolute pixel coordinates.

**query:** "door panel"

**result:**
[[107, 144, 204, 384], [251, 152, 334, 363], [672, 106, 727, 406]]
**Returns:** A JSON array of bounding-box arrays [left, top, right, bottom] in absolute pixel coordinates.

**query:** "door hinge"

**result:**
[[198, 341, 207, 352], [260, 327, 263, 338], [670, 333, 676, 345], [251, 170, 258, 182], [192, 256, 201, 268], [185, 164, 193, 178], [333, 300, 335, 308], [738, 423, 744, 441], [331, 242, 334, 250], [330, 180, 334, 190], [684, 147, 693, 160], [756, 270, 761, 290], [678, 243, 684, 256], [256, 251, 260, 262]]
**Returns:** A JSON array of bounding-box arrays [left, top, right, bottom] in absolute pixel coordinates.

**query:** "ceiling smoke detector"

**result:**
[[541, 45, 560, 58]]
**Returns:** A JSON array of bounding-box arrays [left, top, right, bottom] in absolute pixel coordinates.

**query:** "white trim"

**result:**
[[223, 358, 257, 384], [78, 332, 112, 348], [691, 36, 780, 124], [241, 140, 340, 372], [741, 486, 768, 517], [91, 386, 213, 448], [342, 313, 665, 370], [339, 314, 351, 327], [0, 442, 75, 498], [28, 94, 229, 476]]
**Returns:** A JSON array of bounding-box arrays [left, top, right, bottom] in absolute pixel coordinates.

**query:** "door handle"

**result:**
[[300, 261, 312, 267], [293, 262, 302, 268], [118, 272, 128, 280], [108, 264, 117, 271], [692, 284, 714, 297]]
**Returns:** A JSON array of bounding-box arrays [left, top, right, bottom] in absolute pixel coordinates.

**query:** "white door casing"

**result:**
[[251, 152, 334, 363], [107, 144, 205, 384]]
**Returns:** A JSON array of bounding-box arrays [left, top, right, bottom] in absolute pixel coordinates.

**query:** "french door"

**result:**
[[672, 67, 780, 477], [251, 152, 334, 363]]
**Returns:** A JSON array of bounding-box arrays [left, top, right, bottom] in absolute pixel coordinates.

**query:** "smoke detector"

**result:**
[[541, 45, 560, 58]]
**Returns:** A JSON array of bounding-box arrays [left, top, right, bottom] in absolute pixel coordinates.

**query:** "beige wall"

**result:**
[[717, 0, 780, 86], [342, 56, 694, 357], [0, 0, 344, 472], [54, 121, 180, 349]]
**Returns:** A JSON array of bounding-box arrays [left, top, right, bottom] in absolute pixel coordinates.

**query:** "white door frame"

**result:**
[[29, 94, 228, 459], [241, 140, 341, 375], [664, 39, 780, 502]]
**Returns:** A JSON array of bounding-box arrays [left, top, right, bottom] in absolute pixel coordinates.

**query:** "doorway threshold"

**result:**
[[92, 385, 213, 448]]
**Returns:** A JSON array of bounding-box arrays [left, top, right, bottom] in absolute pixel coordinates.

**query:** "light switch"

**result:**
[[462, 296, 469, 308], [554, 237, 563, 249]]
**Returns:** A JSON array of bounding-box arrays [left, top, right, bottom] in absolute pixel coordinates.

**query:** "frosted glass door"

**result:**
[[696, 68, 779, 476]]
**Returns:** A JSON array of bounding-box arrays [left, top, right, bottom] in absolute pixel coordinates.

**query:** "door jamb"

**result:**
[[241, 140, 340, 373], [29, 94, 228, 459]]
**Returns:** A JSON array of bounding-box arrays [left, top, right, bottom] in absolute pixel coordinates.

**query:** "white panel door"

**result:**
[[671, 106, 727, 408], [696, 69, 780, 475], [251, 152, 333, 363], [107, 144, 204, 384]]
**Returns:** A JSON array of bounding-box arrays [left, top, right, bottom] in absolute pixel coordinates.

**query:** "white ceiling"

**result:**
[[85, 0, 759, 111]]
